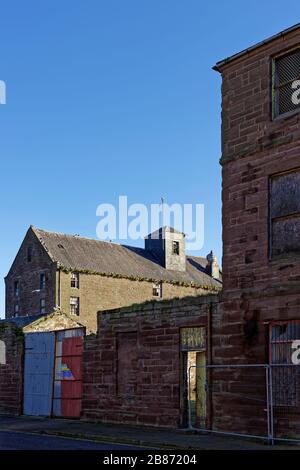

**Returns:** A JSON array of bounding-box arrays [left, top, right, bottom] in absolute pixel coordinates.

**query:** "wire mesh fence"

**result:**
[[188, 364, 300, 444]]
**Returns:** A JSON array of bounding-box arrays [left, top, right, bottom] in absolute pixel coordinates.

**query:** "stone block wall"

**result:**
[[5, 228, 56, 318], [59, 270, 214, 333], [0, 323, 24, 415]]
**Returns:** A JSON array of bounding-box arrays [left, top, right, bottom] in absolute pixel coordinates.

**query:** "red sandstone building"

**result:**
[[214, 23, 300, 438], [1, 23, 300, 442]]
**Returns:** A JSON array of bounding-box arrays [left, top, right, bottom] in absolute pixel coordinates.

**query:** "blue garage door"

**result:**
[[23, 332, 55, 416]]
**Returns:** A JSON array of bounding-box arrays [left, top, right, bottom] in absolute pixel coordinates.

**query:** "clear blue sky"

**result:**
[[0, 1, 299, 316]]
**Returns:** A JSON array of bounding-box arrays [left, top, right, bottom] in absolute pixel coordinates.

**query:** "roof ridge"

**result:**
[[32, 226, 119, 246], [33, 226, 178, 254], [28, 226, 222, 288]]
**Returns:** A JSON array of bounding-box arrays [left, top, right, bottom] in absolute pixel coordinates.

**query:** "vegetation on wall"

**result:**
[[59, 265, 221, 292]]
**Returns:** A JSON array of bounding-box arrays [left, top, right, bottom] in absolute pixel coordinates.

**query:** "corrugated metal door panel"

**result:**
[[23, 332, 55, 417], [62, 336, 84, 356], [61, 399, 82, 418], [53, 329, 84, 418]]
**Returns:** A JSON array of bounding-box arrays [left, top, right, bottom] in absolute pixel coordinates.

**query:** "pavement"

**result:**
[[0, 415, 295, 450]]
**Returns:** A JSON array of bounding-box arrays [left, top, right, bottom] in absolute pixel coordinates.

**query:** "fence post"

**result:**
[[188, 365, 192, 429], [268, 365, 274, 445]]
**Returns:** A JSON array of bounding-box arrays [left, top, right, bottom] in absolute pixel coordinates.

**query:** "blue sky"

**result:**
[[0, 1, 299, 316]]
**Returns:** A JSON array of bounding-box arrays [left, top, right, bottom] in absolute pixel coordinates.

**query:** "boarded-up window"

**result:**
[[270, 169, 300, 258], [181, 327, 206, 351], [0, 340, 6, 365], [117, 332, 137, 396]]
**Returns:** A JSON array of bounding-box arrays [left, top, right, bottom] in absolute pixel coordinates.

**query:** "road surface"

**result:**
[[0, 430, 146, 450]]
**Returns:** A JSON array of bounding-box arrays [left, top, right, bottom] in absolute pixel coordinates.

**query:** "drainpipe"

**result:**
[[57, 266, 61, 309], [207, 300, 214, 430]]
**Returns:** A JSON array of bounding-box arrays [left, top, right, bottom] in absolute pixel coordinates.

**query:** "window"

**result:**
[[269, 169, 300, 258], [40, 298, 46, 314], [152, 282, 162, 297], [270, 320, 300, 407], [14, 304, 19, 317], [14, 280, 19, 297], [181, 327, 206, 351], [172, 241, 180, 255], [27, 246, 33, 262], [273, 48, 300, 118], [40, 273, 46, 290], [71, 272, 80, 289], [70, 297, 80, 316], [0, 340, 6, 365]]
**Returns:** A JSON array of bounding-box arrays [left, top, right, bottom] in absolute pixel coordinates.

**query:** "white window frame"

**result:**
[[152, 282, 162, 298], [70, 296, 80, 315]]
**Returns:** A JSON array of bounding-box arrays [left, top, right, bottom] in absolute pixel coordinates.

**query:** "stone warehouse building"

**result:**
[[5, 226, 221, 332]]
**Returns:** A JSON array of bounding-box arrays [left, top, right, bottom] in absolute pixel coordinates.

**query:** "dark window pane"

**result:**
[[14, 281, 19, 297], [270, 170, 300, 219], [40, 274, 46, 290], [27, 246, 33, 262], [271, 216, 300, 257], [71, 272, 79, 288], [172, 241, 180, 255], [70, 297, 80, 315]]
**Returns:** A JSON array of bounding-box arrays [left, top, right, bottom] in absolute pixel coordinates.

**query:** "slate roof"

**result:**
[[31, 227, 221, 290], [0, 314, 46, 328]]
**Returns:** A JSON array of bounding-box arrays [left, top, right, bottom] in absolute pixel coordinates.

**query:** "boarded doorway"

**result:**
[[53, 329, 84, 418], [180, 327, 207, 428], [23, 332, 55, 416], [23, 328, 84, 418]]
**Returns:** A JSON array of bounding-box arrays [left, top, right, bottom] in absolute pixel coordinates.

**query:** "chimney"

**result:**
[[145, 226, 186, 272], [206, 250, 220, 280]]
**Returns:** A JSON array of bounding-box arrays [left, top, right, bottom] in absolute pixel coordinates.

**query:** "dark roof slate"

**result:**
[[32, 227, 221, 289]]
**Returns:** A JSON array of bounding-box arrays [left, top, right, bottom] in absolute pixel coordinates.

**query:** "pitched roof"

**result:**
[[22, 309, 87, 333], [145, 226, 185, 238], [31, 227, 221, 290]]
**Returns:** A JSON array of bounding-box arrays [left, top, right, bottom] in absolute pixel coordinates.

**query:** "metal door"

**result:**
[[53, 329, 84, 418], [23, 332, 55, 416]]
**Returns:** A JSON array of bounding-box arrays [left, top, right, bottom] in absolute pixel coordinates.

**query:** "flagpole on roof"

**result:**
[[161, 197, 165, 254], [161, 197, 165, 229]]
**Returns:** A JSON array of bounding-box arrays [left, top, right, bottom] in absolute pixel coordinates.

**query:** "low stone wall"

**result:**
[[0, 322, 24, 415], [82, 295, 219, 428]]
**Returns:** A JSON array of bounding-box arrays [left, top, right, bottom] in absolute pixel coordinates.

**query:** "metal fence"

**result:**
[[188, 364, 300, 445]]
